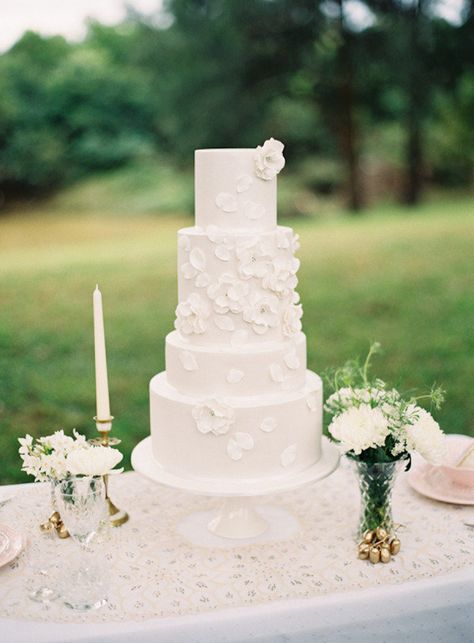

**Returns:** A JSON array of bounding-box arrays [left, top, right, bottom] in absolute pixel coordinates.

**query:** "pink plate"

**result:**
[[0, 524, 24, 569], [408, 436, 474, 506]]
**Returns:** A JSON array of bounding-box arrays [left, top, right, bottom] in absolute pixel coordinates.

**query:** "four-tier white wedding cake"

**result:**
[[149, 139, 323, 482]]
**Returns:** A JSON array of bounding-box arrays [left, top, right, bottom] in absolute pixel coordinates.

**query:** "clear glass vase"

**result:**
[[352, 459, 406, 538]]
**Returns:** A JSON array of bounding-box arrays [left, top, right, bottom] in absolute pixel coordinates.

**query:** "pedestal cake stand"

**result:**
[[132, 436, 339, 540]]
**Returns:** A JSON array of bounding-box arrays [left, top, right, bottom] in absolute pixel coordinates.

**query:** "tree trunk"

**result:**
[[338, 1, 363, 212], [404, 3, 424, 205]]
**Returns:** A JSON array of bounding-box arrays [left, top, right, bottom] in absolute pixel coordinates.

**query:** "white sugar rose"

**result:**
[[262, 256, 299, 297], [328, 404, 390, 455], [175, 293, 210, 335], [282, 302, 303, 337], [192, 399, 235, 436], [207, 273, 249, 314], [67, 446, 123, 477], [405, 406, 446, 465], [255, 138, 285, 181], [243, 291, 279, 335]]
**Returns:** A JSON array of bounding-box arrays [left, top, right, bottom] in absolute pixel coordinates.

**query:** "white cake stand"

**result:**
[[131, 436, 339, 539]]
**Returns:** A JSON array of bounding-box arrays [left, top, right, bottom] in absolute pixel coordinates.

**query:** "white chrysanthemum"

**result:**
[[328, 404, 390, 455], [254, 138, 285, 181], [405, 406, 446, 464], [192, 399, 235, 436], [175, 293, 210, 335], [67, 446, 123, 477]]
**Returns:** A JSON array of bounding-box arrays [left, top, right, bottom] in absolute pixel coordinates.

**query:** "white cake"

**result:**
[[150, 139, 323, 482]]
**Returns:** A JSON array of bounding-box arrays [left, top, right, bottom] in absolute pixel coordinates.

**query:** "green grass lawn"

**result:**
[[1, 197, 473, 484]]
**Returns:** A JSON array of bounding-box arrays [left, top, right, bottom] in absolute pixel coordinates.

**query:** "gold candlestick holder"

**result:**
[[89, 416, 129, 527]]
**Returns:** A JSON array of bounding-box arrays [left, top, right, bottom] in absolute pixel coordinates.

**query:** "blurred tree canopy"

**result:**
[[0, 0, 472, 209]]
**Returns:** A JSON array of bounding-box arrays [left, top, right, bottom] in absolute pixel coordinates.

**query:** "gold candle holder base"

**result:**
[[90, 418, 129, 528]]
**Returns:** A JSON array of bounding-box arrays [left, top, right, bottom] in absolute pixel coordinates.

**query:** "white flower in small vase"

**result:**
[[254, 138, 285, 181], [66, 446, 124, 477], [236, 238, 273, 280], [175, 293, 210, 335], [282, 302, 303, 337], [192, 399, 235, 436], [262, 256, 300, 297], [328, 404, 390, 455], [405, 406, 446, 465], [207, 273, 250, 314], [242, 291, 280, 335]]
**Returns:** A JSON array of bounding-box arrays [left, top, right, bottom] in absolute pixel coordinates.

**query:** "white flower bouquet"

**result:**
[[324, 343, 446, 535], [19, 429, 123, 482]]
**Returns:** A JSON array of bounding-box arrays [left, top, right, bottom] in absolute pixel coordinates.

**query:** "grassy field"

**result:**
[[1, 196, 473, 484]]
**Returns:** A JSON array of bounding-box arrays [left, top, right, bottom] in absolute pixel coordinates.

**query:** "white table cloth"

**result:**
[[1, 464, 473, 643]]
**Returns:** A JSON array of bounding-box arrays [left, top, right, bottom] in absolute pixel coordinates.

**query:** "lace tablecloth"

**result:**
[[0, 465, 473, 624]]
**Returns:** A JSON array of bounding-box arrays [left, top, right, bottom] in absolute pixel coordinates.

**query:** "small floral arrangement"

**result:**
[[19, 429, 123, 482], [324, 343, 446, 467]]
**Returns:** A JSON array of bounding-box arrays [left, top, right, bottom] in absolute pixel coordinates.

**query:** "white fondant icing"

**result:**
[[306, 392, 319, 412], [231, 329, 248, 346], [269, 363, 285, 383], [226, 369, 244, 384], [260, 417, 277, 433], [280, 444, 297, 468], [243, 201, 265, 220], [214, 315, 235, 331]]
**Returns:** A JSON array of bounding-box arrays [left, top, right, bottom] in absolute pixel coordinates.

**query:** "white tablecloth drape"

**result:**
[[1, 464, 473, 643]]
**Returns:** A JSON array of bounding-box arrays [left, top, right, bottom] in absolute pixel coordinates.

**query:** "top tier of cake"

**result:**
[[195, 140, 284, 232]]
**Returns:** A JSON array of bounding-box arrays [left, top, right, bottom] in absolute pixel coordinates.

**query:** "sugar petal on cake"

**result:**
[[234, 432, 254, 450], [269, 363, 285, 383], [280, 444, 297, 467], [260, 417, 277, 433], [215, 245, 232, 261], [227, 438, 242, 461], [227, 369, 244, 384], [179, 351, 198, 372], [236, 174, 253, 193], [243, 201, 265, 220], [214, 315, 235, 331], [306, 392, 318, 411], [215, 192, 237, 213], [284, 352, 300, 370], [195, 272, 210, 288], [189, 247, 206, 271]]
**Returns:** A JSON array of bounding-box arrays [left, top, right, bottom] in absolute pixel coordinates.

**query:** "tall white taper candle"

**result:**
[[93, 285, 111, 428]]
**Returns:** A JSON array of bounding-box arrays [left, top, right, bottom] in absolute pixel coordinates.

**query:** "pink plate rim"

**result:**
[[0, 523, 24, 569]]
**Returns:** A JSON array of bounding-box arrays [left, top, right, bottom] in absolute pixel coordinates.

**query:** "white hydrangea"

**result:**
[[405, 406, 446, 465], [174, 293, 210, 335], [328, 404, 390, 455]]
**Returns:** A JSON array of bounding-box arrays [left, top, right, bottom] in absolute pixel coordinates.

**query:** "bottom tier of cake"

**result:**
[[149, 370, 322, 482]]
